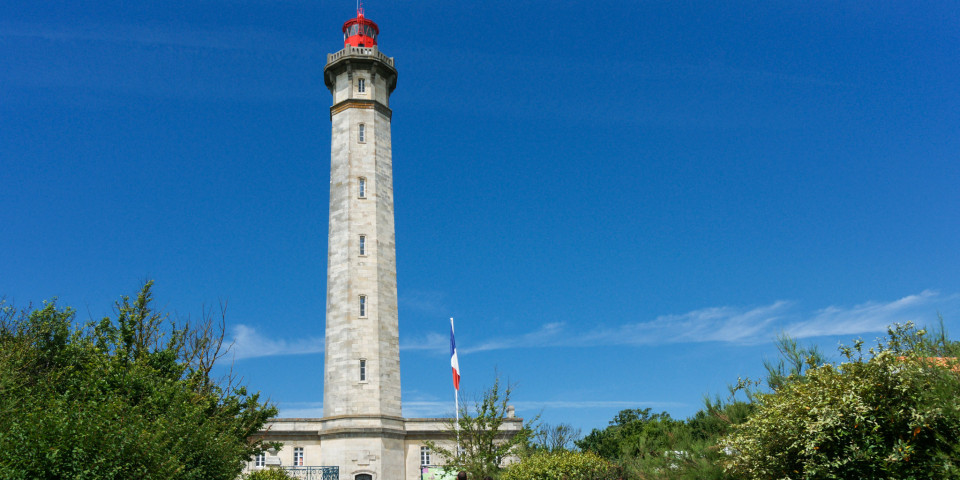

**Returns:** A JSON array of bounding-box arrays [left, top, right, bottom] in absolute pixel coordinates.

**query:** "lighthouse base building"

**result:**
[[245, 10, 521, 480]]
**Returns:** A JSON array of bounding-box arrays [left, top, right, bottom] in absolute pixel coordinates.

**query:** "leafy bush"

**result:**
[[245, 469, 299, 480], [0, 283, 277, 479], [722, 323, 960, 479], [501, 450, 618, 480]]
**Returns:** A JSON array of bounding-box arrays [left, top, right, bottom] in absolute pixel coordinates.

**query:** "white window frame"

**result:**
[[294, 447, 304, 466], [358, 123, 366, 143], [420, 446, 431, 466], [359, 235, 366, 256], [255, 453, 266, 467], [358, 177, 366, 198], [359, 359, 367, 382], [359, 295, 367, 317]]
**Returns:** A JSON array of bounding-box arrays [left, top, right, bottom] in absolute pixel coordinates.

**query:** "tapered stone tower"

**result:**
[[251, 11, 524, 479], [319, 7, 403, 480]]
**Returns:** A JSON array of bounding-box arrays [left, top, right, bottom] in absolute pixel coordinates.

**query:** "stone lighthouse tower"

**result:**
[[251, 9, 523, 479], [319, 6, 404, 480]]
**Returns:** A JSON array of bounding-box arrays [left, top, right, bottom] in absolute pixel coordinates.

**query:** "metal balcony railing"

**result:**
[[280, 466, 339, 480]]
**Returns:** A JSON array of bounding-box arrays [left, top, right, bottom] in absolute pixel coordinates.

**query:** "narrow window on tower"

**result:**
[[359, 295, 367, 317], [359, 235, 366, 256], [359, 359, 367, 382], [358, 177, 366, 198], [358, 123, 366, 143], [357, 77, 366, 93], [293, 447, 304, 466]]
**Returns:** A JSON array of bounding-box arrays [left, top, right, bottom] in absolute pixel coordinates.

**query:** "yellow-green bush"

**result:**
[[500, 450, 618, 480]]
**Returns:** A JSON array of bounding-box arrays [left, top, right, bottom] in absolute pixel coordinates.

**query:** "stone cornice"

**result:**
[[330, 99, 392, 120], [318, 426, 408, 441]]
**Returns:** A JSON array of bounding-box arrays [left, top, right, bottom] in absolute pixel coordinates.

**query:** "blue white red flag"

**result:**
[[450, 318, 460, 391]]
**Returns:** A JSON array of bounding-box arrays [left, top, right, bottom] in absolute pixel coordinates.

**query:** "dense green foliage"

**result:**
[[500, 450, 618, 480], [0, 283, 277, 479], [723, 323, 960, 479], [575, 322, 960, 479], [243, 469, 299, 480], [576, 404, 750, 479], [427, 377, 535, 479]]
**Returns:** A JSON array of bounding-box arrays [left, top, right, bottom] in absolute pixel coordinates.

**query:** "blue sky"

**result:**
[[2, 1, 959, 434]]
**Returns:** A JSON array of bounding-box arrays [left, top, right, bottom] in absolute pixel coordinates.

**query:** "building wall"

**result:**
[[248, 416, 524, 479]]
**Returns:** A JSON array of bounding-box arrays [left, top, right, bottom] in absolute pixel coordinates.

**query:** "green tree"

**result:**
[[530, 423, 582, 453], [427, 376, 535, 479], [500, 450, 618, 480], [577, 403, 749, 480], [0, 282, 277, 479], [577, 408, 683, 463], [722, 322, 960, 479]]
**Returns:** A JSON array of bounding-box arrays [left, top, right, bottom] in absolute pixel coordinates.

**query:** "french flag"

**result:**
[[450, 318, 460, 391]]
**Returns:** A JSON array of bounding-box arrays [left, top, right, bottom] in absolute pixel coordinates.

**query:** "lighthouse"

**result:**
[[251, 8, 521, 480], [319, 6, 404, 479]]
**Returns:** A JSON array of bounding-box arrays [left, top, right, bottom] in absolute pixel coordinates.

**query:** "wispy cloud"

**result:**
[[465, 322, 569, 353], [784, 290, 950, 339], [227, 291, 956, 359], [459, 291, 956, 353], [583, 300, 793, 347], [228, 324, 324, 360]]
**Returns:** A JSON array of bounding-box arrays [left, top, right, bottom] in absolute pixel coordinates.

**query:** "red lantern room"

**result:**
[[342, 5, 379, 48]]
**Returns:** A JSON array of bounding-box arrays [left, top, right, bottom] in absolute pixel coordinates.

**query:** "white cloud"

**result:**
[[228, 324, 324, 360], [455, 291, 957, 353], [783, 290, 944, 339], [464, 322, 567, 354], [227, 291, 957, 360], [588, 300, 793, 346]]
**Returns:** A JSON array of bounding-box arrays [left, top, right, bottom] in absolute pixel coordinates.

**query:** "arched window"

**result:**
[[358, 177, 366, 198], [355, 475, 373, 480], [358, 123, 366, 143]]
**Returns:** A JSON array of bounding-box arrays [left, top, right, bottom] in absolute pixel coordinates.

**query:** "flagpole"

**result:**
[[451, 317, 460, 452]]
